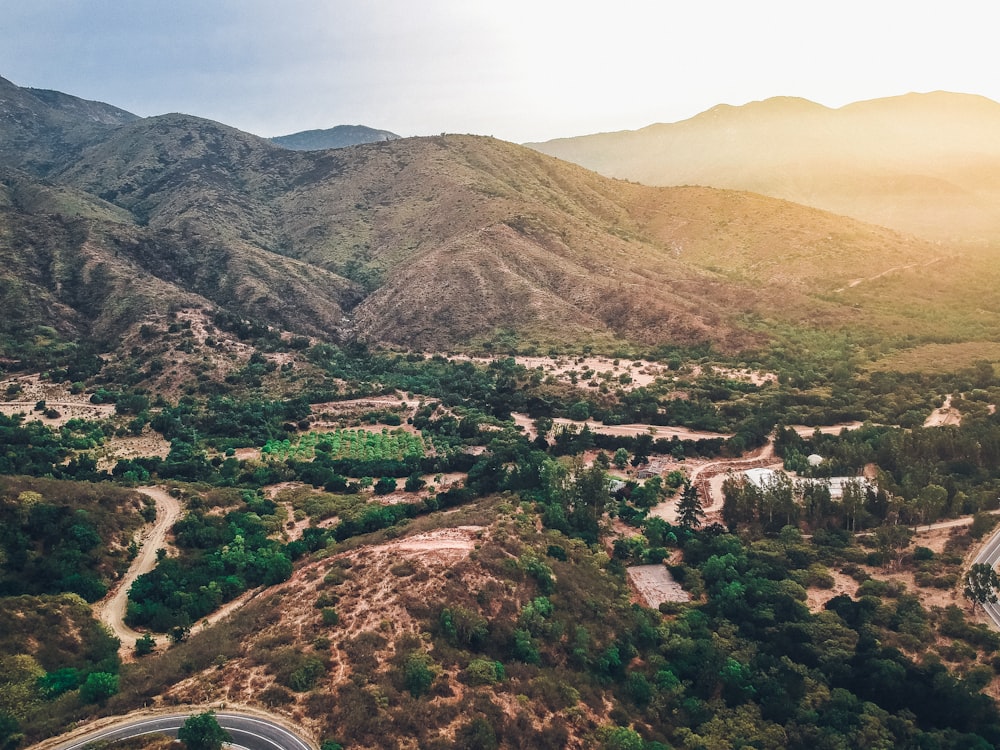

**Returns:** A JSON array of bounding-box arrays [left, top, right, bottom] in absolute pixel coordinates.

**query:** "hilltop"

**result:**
[[271, 125, 400, 151], [528, 92, 1000, 243]]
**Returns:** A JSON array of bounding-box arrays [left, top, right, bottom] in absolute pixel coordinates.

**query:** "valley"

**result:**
[[3, 75, 1000, 750]]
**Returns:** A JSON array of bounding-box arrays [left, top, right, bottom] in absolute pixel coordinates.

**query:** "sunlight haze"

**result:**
[[1, 0, 995, 141]]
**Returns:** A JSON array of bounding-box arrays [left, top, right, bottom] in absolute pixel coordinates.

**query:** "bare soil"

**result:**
[[627, 565, 690, 608], [511, 412, 731, 441], [93, 486, 182, 658], [924, 394, 962, 427]]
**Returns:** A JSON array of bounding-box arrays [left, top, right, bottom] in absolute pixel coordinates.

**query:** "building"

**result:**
[[742, 467, 873, 499]]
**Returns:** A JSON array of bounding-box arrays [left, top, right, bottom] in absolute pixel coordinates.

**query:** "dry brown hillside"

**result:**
[[0, 75, 972, 355]]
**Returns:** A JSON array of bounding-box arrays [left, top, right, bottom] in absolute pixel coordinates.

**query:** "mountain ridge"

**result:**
[[0, 75, 981, 362], [271, 124, 401, 151], [527, 91, 1000, 242]]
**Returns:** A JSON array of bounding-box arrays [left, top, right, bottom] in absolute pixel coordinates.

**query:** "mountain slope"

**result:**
[[0, 75, 137, 175], [271, 124, 400, 151], [528, 92, 1000, 242], [0, 75, 969, 358]]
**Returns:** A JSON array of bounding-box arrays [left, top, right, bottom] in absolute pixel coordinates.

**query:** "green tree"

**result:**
[[631, 476, 666, 509], [79, 672, 118, 704], [601, 725, 645, 750], [134, 632, 156, 656], [612, 447, 630, 470], [178, 711, 231, 750], [0, 713, 22, 750], [676, 479, 705, 530], [404, 473, 425, 492], [374, 476, 397, 495], [964, 563, 1000, 613], [567, 401, 590, 420], [402, 651, 437, 697], [915, 483, 948, 527]]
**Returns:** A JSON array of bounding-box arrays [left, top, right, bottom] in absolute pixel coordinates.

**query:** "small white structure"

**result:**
[[807, 453, 824, 467], [743, 467, 780, 489], [821, 476, 874, 500], [741, 468, 873, 499]]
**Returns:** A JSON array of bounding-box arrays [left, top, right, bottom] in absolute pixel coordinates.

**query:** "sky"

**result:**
[[1, 0, 996, 143]]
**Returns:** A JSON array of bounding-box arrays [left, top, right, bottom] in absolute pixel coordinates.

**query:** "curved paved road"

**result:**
[[42, 711, 313, 750], [972, 523, 1000, 629], [94, 486, 182, 653]]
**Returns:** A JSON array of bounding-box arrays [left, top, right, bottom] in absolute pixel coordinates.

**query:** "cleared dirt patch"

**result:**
[[924, 394, 962, 427], [627, 565, 690, 608]]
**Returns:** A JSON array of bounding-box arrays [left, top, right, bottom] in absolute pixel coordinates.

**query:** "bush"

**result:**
[[402, 651, 438, 697], [260, 685, 295, 706], [465, 659, 505, 686], [135, 633, 156, 656], [79, 671, 119, 704]]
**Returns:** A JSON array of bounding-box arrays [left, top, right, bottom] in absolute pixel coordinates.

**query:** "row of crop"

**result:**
[[262, 428, 426, 462]]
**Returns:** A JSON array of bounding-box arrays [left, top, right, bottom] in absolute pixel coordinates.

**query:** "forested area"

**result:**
[[0, 478, 148, 600], [0, 479, 147, 748], [3, 341, 1000, 748]]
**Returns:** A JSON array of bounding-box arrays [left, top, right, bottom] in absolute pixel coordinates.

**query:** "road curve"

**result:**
[[38, 711, 314, 750], [93, 486, 183, 653], [972, 523, 1000, 629]]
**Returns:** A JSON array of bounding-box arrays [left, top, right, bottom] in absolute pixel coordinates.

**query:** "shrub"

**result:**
[[465, 659, 505, 686], [79, 671, 119, 704], [401, 651, 438, 697]]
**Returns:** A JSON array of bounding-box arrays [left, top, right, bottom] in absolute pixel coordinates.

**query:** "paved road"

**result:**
[[45, 711, 313, 750], [973, 523, 1000, 629]]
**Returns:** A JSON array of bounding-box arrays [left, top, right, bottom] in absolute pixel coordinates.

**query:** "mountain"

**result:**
[[527, 92, 1000, 243], [0, 75, 138, 175], [0, 75, 976, 362], [271, 124, 400, 151]]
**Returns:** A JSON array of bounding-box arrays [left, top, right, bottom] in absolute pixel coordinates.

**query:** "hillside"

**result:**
[[528, 92, 1000, 243], [0, 75, 982, 361], [271, 125, 400, 151]]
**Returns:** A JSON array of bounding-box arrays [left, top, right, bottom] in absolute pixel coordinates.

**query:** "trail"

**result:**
[[834, 256, 942, 293], [93, 486, 181, 655]]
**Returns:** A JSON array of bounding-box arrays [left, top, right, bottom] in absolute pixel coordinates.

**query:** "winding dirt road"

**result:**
[[94, 486, 182, 654]]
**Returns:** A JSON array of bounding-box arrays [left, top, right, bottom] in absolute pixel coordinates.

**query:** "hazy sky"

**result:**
[[1, 0, 995, 142]]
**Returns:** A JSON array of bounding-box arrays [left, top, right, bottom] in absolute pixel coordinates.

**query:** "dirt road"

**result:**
[[93, 486, 181, 655], [511, 412, 731, 442], [648, 441, 781, 523], [924, 394, 962, 428]]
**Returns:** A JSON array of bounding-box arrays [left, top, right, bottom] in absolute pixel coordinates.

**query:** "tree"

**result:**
[[612, 448, 630, 470], [401, 651, 437, 697], [404, 472, 425, 492], [79, 672, 119, 704], [0, 712, 22, 750], [676, 480, 705, 530], [374, 476, 397, 495], [964, 563, 1000, 613], [169, 625, 190, 644], [178, 711, 231, 750], [873, 525, 912, 570], [134, 632, 156, 656]]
